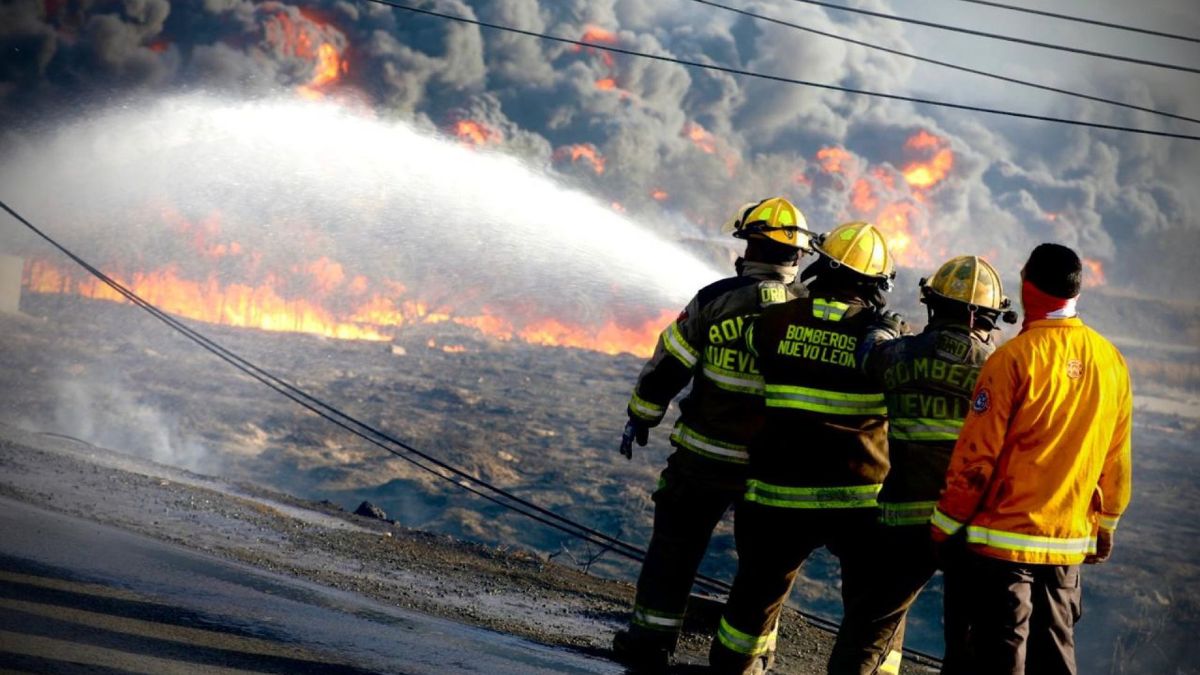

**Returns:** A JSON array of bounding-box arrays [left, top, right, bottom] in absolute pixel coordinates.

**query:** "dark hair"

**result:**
[[1024, 243, 1082, 299]]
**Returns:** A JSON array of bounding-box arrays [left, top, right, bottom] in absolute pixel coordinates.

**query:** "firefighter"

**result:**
[[612, 197, 815, 670], [709, 221, 897, 675], [931, 243, 1133, 675], [851, 255, 1018, 674]]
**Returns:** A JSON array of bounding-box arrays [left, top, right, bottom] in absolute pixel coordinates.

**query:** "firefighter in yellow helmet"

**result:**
[[612, 198, 814, 670], [709, 222, 900, 674], [846, 256, 1017, 674]]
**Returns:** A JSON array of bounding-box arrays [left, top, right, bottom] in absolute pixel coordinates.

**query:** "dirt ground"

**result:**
[[0, 422, 933, 673]]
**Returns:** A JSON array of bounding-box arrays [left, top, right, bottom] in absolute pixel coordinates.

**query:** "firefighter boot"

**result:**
[[611, 627, 675, 672]]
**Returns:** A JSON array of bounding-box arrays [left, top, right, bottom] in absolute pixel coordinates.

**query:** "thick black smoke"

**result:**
[[2, 0, 1197, 295]]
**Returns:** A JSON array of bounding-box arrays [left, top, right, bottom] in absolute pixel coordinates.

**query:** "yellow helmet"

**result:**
[[725, 197, 814, 251], [813, 221, 895, 281], [920, 255, 1014, 317]]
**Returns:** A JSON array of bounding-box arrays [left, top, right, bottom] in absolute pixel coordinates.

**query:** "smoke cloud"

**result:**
[[2, 0, 1196, 299]]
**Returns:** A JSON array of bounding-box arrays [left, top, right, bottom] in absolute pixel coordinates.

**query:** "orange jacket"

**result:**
[[931, 317, 1133, 565]]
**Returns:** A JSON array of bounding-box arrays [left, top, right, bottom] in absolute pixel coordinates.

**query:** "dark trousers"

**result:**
[[628, 452, 744, 646], [958, 554, 1082, 675], [844, 526, 974, 674], [709, 502, 880, 675]]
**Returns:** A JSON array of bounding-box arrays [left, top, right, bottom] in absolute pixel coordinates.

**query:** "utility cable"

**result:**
[[942, 0, 1200, 44], [689, 0, 1200, 124], [3, 197, 944, 663], [365, 0, 1200, 141], [0, 200, 725, 591], [781, 0, 1200, 74]]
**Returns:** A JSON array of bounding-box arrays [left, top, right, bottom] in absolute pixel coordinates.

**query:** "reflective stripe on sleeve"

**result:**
[[879, 500, 938, 526], [628, 391, 666, 423], [764, 384, 886, 416], [716, 616, 772, 656], [888, 417, 964, 442], [930, 506, 964, 536], [880, 649, 902, 675], [812, 298, 850, 321], [662, 322, 699, 368], [632, 604, 685, 632], [701, 363, 764, 395], [1098, 514, 1120, 530], [745, 480, 881, 509], [966, 526, 1097, 556], [670, 423, 749, 464]]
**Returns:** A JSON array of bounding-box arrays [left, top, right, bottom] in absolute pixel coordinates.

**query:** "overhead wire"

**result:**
[[781, 0, 1200, 74], [364, 0, 1200, 141], [687, 0, 1200, 125], [940, 0, 1200, 44]]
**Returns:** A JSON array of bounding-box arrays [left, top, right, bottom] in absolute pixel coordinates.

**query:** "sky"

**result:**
[[1, 0, 1198, 307]]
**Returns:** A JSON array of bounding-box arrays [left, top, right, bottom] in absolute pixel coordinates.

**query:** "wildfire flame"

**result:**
[[452, 119, 501, 147], [810, 130, 956, 268], [555, 143, 606, 174], [265, 11, 348, 100], [21, 211, 675, 357], [651, 189, 669, 202], [1082, 257, 1106, 288], [901, 130, 954, 189], [684, 122, 718, 155]]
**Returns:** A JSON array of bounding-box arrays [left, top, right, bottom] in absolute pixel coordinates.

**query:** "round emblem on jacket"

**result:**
[[1067, 359, 1084, 379], [972, 388, 991, 413]]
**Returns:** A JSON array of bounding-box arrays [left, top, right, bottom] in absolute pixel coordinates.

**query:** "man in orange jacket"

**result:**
[[931, 243, 1133, 675]]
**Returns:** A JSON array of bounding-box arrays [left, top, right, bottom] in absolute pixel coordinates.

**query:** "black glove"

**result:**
[[619, 419, 650, 460]]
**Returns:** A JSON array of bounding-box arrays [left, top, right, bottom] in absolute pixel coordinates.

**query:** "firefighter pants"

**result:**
[[846, 525, 973, 674], [709, 501, 881, 675], [956, 554, 1082, 675], [627, 451, 744, 647]]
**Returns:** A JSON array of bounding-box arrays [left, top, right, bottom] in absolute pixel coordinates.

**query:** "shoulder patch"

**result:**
[[758, 280, 788, 307], [972, 388, 991, 414], [1066, 359, 1083, 379]]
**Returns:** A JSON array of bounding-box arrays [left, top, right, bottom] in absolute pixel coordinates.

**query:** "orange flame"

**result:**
[[850, 178, 877, 213], [20, 213, 677, 357], [452, 119, 501, 147], [684, 122, 718, 154], [901, 130, 954, 189], [266, 11, 347, 100], [651, 189, 669, 202], [816, 146, 855, 174], [1082, 258, 1106, 288], [555, 143, 606, 174]]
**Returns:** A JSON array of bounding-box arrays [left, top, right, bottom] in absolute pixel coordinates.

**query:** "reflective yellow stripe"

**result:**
[[966, 526, 1097, 556], [662, 322, 699, 368], [812, 298, 850, 321], [889, 417, 964, 442], [670, 423, 749, 464], [628, 391, 666, 422], [1098, 514, 1120, 530], [879, 500, 938, 526], [880, 649, 902, 674], [632, 603, 685, 632], [716, 617, 772, 656], [745, 480, 881, 509], [931, 506, 964, 536], [764, 384, 885, 416], [702, 363, 764, 395]]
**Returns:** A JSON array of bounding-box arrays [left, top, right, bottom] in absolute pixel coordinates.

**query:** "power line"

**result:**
[[365, 0, 1200, 141], [1, 196, 946, 665], [781, 0, 1200, 74], [942, 0, 1200, 44], [688, 0, 1200, 124]]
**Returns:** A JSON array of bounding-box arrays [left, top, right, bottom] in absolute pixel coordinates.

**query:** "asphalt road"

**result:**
[[0, 497, 622, 674]]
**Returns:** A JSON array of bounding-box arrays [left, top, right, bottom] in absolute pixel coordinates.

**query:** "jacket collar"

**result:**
[[738, 259, 799, 284]]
